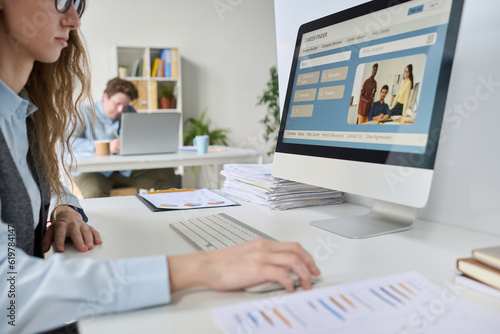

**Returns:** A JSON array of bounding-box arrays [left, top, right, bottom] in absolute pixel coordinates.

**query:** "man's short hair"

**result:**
[[381, 84, 389, 92], [104, 77, 138, 101], [373, 63, 379, 70]]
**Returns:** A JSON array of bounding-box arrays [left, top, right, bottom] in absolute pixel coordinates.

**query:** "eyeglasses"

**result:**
[[55, 0, 86, 18]]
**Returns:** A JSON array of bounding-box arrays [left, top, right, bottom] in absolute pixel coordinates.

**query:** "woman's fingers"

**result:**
[[202, 238, 320, 292], [248, 238, 321, 277], [257, 252, 314, 290]]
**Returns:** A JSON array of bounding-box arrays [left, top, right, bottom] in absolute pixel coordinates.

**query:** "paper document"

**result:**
[[213, 271, 500, 334], [138, 188, 238, 211], [220, 164, 343, 210]]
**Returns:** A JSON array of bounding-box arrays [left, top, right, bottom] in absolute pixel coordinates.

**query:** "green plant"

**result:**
[[159, 85, 174, 98], [183, 109, 230, 146], [257, 66, 280, 156]]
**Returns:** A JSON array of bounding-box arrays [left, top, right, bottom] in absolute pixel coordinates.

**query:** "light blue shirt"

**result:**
[[0, 80, 170, 333], [71, 101, 134, 177]]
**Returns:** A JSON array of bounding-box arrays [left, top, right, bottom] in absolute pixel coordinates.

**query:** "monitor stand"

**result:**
[[310, 200, 416, 239]]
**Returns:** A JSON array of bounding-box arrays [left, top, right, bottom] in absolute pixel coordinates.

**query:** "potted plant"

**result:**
[[159, 85, 176, 109], [183, 109, 230, 146], [257, 66, 280, 156]]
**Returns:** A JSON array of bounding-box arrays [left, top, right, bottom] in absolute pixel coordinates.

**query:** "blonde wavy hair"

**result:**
[[24, 28, 92, 201]]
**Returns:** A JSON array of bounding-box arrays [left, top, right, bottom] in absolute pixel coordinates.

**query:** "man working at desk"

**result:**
[[71, 77, 177, 198], [368, 85, 390, 122]]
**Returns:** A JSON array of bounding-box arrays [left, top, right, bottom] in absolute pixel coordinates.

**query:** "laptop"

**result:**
[[120, 112, 180, 155]]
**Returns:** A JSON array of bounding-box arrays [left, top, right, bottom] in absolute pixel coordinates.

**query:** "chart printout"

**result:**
[[212, 271, 500, 334]]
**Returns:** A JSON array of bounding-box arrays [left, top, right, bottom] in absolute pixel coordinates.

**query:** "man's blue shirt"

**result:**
[[368, 100, 390, 121], [71, 101, 135, 177]]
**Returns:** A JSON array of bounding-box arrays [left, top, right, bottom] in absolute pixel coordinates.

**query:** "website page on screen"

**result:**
[[283, 0, 453, 155]]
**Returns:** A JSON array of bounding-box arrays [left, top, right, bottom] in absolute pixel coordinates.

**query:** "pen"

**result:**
[[148, 188, 195, 194], [112, 130, 120, 139]]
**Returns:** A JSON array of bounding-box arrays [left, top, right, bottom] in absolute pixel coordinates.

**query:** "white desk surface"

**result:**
[[66, 146, 263, 173], [58, 196, 500, 333]]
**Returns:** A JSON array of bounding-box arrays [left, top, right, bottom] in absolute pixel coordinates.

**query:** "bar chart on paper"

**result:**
[[212, 272, 500, 334]]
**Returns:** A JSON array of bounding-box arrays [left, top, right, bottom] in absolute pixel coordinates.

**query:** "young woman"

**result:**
[[390, 64, 414, 117], [0, 1, 320, 332]]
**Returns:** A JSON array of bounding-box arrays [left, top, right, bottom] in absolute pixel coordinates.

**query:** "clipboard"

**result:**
[[135, 188, 240, 212]]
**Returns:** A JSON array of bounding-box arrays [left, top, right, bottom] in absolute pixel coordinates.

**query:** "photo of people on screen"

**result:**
[[356, 63, 378, 124], [348, 55, 425, 125]]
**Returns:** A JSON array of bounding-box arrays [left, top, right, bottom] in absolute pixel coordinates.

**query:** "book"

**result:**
[[151, 57, 160, 78], [130, 81, 148, 110], [141, 58, 147, 77], [158, 58, 165, 77], [455, 274, 500, 299], [456, 258, 500, 290], [130, 59, 140, 78], [160, 48, 171, 78], [149, 81, 158, 110], [472, 245, 500, 270], [136, 58, 144, 77], [171, 48, 179, 79]]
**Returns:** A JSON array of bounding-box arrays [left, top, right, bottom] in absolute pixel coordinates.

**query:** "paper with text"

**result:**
[[213, 271, 500, 334]]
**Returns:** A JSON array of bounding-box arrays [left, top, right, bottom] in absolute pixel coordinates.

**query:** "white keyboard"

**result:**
[[169, 213, 319, 292], [169, 213, 276, 251]]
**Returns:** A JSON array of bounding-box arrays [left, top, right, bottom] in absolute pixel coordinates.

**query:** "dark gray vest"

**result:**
[[0, 118, 51, 258]]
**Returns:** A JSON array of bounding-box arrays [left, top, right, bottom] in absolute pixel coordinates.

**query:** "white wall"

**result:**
[[81, 0, 277, 157], [274, 0, 500, 236]]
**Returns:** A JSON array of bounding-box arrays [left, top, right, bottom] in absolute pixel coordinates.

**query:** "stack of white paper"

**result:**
[[220, 164, 343, 210]]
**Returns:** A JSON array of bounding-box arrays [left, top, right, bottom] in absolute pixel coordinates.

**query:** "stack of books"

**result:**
[[456, 246, 500, 292], [220, 164, 343, 210], [151, 48, 179, 79]]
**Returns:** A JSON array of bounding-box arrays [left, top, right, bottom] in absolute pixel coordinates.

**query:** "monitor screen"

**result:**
[[272, 0, 464, 237], [276, 0, 463, 169]]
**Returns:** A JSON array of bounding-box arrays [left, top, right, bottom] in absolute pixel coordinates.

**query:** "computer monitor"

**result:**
[[272, 0, 464, 238]]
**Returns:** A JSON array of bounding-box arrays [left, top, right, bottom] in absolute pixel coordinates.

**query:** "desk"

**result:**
[[66, 147, 263, 173], [58, 196, 500, 333], [62, 146, 263, 188]]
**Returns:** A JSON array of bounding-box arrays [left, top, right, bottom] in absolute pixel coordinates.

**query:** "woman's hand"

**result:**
[[167, 238, 320, 293], [42, 205, 102, 253]]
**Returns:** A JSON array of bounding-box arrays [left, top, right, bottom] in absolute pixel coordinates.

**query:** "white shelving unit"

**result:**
[[112, 45, 183, 145]]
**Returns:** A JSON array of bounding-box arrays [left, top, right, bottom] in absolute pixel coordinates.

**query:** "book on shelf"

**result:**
[[136, 58, 144, 77], [149, 81, 158, 110], [130, 81, 148, 110], [142, 57, 147, 77], [130, 59, 140, 78], [171, 48, 179, 79], [456, 258, 500, 290], [151, 58, 160, 78], [158, 58, 165, 77], [160, 49, 172, 78], [472, 245, 500, 270]]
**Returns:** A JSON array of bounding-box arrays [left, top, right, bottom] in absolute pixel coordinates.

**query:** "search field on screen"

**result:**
[[359, 33, 437, 58], [300, 51, 352, 69]]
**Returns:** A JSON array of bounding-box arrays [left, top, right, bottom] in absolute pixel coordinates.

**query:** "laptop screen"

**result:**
[[120, 112, 180, 155]]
